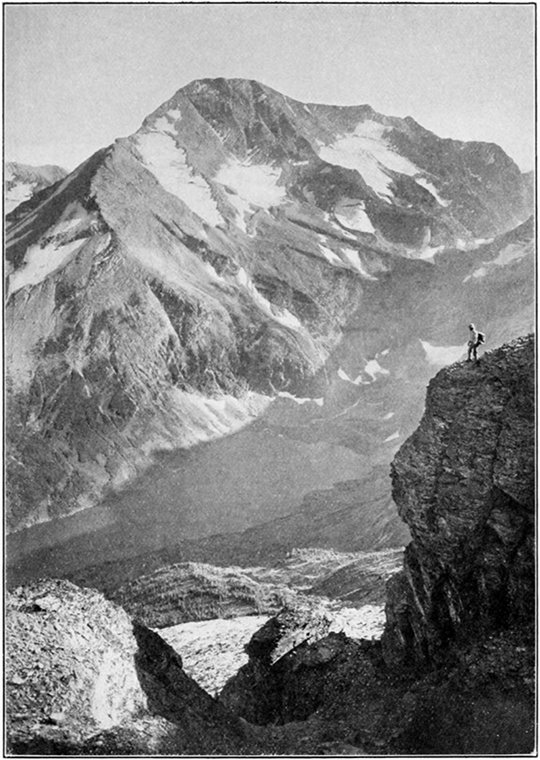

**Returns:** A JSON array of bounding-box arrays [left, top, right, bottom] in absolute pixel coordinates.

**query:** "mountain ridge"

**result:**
[[5, 77, 534, 560]]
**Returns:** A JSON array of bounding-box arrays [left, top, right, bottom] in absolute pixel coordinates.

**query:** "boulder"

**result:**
[[5, 578, 258, 754]]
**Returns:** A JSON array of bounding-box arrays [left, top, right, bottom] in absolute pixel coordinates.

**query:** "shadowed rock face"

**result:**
[[382, 335, 535, 664], [219, 605, 334, 724]]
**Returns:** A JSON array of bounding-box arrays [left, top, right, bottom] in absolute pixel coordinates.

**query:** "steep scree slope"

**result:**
[[383, 335, 535, 664]]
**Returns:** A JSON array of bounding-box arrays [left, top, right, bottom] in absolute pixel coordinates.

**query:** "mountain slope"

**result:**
[[5, 78, 534, 562]]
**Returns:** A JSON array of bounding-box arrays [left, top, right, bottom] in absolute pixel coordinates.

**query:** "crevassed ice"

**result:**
[[317, 120, 419, 198], [135, 131, 222, 226], [420, 339, 466, 366]]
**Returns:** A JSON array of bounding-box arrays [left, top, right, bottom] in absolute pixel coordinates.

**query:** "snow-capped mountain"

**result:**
[[5, 79, 534, 578], [4, 162, 67, 215]]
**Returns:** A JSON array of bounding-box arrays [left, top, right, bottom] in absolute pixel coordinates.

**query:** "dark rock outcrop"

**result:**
[[382, 335, 535, 665], [5, 579, 258, 755], [219, 605, 332, 723]]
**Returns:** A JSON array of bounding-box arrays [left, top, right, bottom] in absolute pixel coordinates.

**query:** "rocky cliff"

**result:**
[[212, 338, 535, 754], [383, 335, 535, 664]]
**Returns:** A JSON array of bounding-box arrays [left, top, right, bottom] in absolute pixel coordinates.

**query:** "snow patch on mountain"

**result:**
[[317, 120, 419, 198], [5, 183, 34, 213], [318, 240, 344, 266], [415, 177, 451, 207], [215, 159, 287, 221], [342, 248, 378, 279], [463, 267, 488, 282], [455, 237, 493, 251], [8, 238, 87, 296], [364, 359, 389, 381], [415, 244, 445, 261], [337, 367, 369, 385], [135, 131, 222, 226], [420, 339, 466, 366], [334, 199, 375, 234], [331, 223, 357, 240]]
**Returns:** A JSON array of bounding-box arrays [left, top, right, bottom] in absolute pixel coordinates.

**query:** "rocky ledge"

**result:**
[[383, 335, 535, 664]]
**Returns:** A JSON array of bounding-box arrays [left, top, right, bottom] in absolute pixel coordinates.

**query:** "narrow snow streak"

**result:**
[[318, 242, 344, 266], [278, 391, 324, 407], [415, 177, 451, 207], [236, 267, 302, 331], [342, 248, 378, 280]]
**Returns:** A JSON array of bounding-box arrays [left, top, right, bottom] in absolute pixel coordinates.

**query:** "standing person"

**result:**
[[467, 322, 483, 362]]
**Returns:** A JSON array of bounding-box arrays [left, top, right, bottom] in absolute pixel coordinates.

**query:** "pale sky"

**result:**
[[4, 3, 536, 172]]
